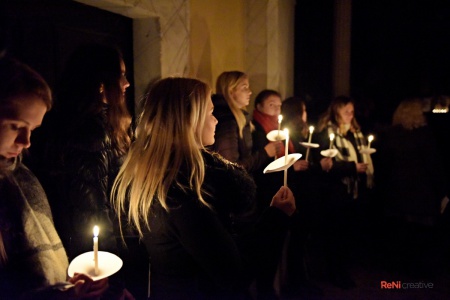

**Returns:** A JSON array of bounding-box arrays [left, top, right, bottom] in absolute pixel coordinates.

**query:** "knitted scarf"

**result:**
[[0, 157, 68, 293], [327, 122, 374, 198], [252, 109, 295, 156]]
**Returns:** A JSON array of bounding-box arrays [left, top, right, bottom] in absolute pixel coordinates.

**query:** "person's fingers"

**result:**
[[73, 279, 91, 297], [120, 288, 136, 300]]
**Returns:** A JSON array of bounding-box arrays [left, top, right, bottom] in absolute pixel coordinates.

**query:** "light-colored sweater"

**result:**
[[0, 157, 68, 298]]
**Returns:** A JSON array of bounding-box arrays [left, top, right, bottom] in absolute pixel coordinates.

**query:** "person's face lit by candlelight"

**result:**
[[201, 95, 218, 146], [337, 102, 354, 125], [256, 94, 282, 116], [0, 96, 47, 159], [119, 60, 130, 96], [301, 103, 307, 123], [231, 77, 252, 109]]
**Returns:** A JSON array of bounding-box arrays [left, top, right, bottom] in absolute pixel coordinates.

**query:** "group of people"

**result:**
[[210, 75, 376, 295], [1, 41, 448, 300]]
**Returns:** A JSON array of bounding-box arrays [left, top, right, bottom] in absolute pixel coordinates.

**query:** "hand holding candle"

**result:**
[[329, 133, 335, 149], [284, 128, 289, 187], [93, 225, 99, 275], [368, 135, 374, 148]]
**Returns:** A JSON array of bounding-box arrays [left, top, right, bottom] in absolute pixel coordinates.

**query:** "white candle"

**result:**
[[307, 126, 314, 143], [368, 135, 374, 148], [305, 126, 315, 161], [277, 115, 283, 140], [329, 133, 335, 149], [93, 225, 99, 275], [284, 128, 289, 187]]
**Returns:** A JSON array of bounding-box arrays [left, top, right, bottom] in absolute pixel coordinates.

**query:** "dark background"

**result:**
[[295, 0, 450, 129], [0, 0, 134, 116], [2, 0, 449, 130]]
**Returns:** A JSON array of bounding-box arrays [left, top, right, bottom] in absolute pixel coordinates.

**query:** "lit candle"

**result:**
[[93, 225, 99, 275], [329, 133, 335, 149], [305, 126, 315, 161], [368, 135, 374, 148], [277, 115, 283, 140], [284, 128, 289, 187], [307, 126, 314, 143]]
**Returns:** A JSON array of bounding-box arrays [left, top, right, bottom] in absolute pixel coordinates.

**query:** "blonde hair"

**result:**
[[392, 98, 426, 130], [0, 233, 6, 265], [215, 71, 248, 138], [112, 77, 211, 237]]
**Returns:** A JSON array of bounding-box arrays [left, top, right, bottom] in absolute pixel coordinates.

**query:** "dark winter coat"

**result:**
[[211, 94, 270, 173], [375, 125, 447, 225], [142, 151, 290, 299], [29, 105, 121, 259]]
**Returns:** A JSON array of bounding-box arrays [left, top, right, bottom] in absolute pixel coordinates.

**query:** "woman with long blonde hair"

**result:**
[[212, 71, 278, 173], [112, 77, 296, 299]]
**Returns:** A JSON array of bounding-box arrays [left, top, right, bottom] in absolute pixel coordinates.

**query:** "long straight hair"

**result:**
[[215, 71, 248, 138], [56, 43, 131, 154], [112, 77, 211, 237]]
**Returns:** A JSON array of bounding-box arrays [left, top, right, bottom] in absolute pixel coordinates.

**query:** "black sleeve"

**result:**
[[213, 118, 241, 163], [167, 196, 245, 293], [64, 146, 117, 258]]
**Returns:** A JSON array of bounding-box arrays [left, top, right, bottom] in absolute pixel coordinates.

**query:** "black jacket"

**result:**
[[142, 151, 290, 299], [29, 106, 121, 259], [211, 94, 270, 173]]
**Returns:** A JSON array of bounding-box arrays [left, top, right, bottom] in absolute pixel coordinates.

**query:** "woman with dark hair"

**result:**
[[250, 89, 288, 298], [0, 57, 109, 299], [29, 43, 132, 259], [280, 97, 332, 295]]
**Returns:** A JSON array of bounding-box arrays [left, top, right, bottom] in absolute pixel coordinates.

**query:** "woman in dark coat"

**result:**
[[112, 77, 296, 299], [314, 95, 374, 289], [281, 97, 332, 294], [29, 43, 132, 259], [250, 89, 290, 298], [211, 71, 278, 174]]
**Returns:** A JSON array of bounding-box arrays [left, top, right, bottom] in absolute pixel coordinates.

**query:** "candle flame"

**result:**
[[368, 135, 374, 142], [309, 126, 314, 133], [329, 133, 335, 141], [93, 225, 99, 237], [278, 115, 283, 123]]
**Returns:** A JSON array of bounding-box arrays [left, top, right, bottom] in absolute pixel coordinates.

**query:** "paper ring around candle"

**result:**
[[263, 153, 302, 174], [68, 251, 123, 281], [299, 142, 320, 148], [266, 130, 287, 141], [359, 148, 376, 155], [320, 149, 339, 158]]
